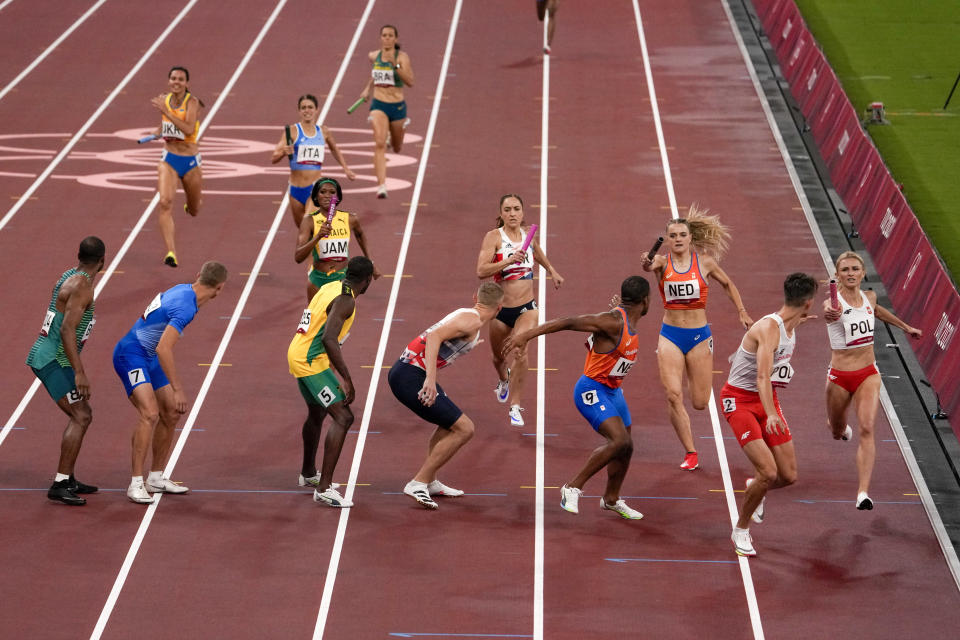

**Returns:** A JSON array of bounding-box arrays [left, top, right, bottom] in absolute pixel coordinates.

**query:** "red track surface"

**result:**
[[1, 1, 957, 638]]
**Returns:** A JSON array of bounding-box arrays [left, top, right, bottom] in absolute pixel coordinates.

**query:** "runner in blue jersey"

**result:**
[[26, 237, 105, 505], [112, 261, 228, 504]]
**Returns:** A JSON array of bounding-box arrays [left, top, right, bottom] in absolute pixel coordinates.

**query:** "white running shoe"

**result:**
[[745, 478, 765, 524], [560, 484, 582, 514], [298, 473, 340, 490], [147, 478, 189, 494], [376, 184, 387, 199], [402, 117, 411, 129], [856, 492, 874, 510], [601, 499, 644, 520], [509, 405, 524, 427], [404, 480, 438, 509], [494, 377, 510, 404], [127, 482, 154, 504], [732, 527, 756, 557], [841, 425, 853, 441], [313, 486, 353, 508], [427, 479, 464, 497]]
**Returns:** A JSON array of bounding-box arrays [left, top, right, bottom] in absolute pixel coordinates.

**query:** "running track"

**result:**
[[0, 1, 957, 638]]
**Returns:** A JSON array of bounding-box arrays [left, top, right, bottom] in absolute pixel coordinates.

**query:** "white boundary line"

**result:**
[[311, 2, 463, 637], [0, 0, 199, 232], [632, 2, 765, 638], [0, 0, 16, 12], [87, 2, 291, 637], [719, 0, 960, 593], [0, 0, 109, 103]]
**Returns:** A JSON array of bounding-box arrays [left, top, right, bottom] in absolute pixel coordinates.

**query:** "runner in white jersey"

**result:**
[[388, 283, 504, 509], [823, 251, 922, 510], [719, 273, 818, 557]]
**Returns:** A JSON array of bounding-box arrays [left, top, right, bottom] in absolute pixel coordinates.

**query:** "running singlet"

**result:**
[[119, 284, 198, 358], [372, 51, 403, 87], [288, 280, 357, 377], [727, 313, 796, 391], [311, 210, 351, 263], [827, 292, 875, 349], [658, 252, 709, 310], [582, 307, 639, 389], [160, 92, 200, 143], [288, 122, 325, 170], [492, 227, 534, 283], [399, 309, 481, 370], [26, 269, 95, 369]]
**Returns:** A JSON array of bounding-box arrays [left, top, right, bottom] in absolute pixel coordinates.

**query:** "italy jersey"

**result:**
[[288, 122, 325, 171], [116, 284, 198, 358]]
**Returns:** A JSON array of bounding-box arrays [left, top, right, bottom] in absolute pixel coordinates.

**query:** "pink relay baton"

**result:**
[[829, 279, 839, 309], [520, 224, 538, 252], [325, 195, 339, 224]]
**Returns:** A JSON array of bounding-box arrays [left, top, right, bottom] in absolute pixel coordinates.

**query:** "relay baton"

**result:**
[[829, 279, 839, 309], [520, 224, 539, 252], [647, 236, 664, 260], [284, 124, 293, 159], [325, 195, 340, 224], [347, 97, 365, 114], [137, 134, 160, 144]]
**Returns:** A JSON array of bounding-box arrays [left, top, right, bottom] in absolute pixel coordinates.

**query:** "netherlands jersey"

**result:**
[[372, 51, 403, 87], [288, 122, 325, 171], [827, 292, 875, 349], [160, 92, 199, 143], [492, 227, 534, 283], [727, 313, 796, 392], [659, 252, 709, 310], [288, 280, 356, 377], [399, 309, 480, 371], [117, 284, 198, 358], [582, 307, 639, 389], [312, 210, 351, 263]]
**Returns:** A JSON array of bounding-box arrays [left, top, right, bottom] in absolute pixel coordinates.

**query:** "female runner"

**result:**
[[823, 251, 921, 510], [640, 206, 752, 470], [354, 24, 414, 199], [270, 94, 355, 228], [152, 66, 204, 268], [476, 194, 563, 427]]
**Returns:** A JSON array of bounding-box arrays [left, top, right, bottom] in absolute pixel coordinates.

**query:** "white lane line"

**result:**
[[0, 0, 110, 103], [0, 0, 16, 12], [87, 2, 291, 638], [718, 0, 960, 594], [0, 0, 198, 232], [311, 1, 464, 638], [631, 2, 765, 638]]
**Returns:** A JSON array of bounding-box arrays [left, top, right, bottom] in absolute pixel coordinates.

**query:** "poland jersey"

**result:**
[[727, 313, 796, 392], [827, 292, 875, 349]]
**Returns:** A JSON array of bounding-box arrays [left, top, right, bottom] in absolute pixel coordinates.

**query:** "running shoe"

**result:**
[[376, 184, 388, 199], [403, 480, 438, 509], [601, 499, 644, 520], [680, 451, 699, 471], [69, 475, 98, 494], [560, 484, 582, 514], [402, 117, 411, 129], [856, 492, 874, 511], [164, 251, 178, 268], [495, 374, 510, 404], [731, 527, 756, 557], [745, 478, 765, 524], [298, 473, 340, 490], [543, 45, 551, 55], [48, 479, 85, 506], [147, 478, 189, 494], [427, 479, 464, 497], [841, 424, 853, 441], [127, 481, 154, 504], [509, 405, 524, 427], [313, 487, 353, 508]]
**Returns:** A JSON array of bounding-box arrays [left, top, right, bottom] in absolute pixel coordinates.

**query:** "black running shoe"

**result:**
[[48, 480, 86, 506], [69, 475, 98, 494]]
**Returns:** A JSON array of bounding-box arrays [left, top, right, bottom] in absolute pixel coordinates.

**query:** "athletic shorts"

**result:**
[[660, 323, 713, 355], [826, 363, 880, 394], [112, 342, 169, 397], [370, 98, 407, 122], [495, 299, 538, 329], [719, 383, 792, 448], [388, 360, 462, 429], [161, 149, 201, 179], [573, 375, 631, 431], [309, 266, 347, 289], [297, 368, 345, 407], [289, 182, 314, 205], [30, 360, 80, 404]]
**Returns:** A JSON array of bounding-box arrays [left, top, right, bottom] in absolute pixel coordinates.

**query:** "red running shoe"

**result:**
[[680, 452, 699, 471]]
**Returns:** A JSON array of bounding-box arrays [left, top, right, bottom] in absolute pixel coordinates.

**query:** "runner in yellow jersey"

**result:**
[[288, 256, 375, 507]]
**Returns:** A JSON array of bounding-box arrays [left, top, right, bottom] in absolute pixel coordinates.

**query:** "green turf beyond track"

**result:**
[[793, 0, 960, 284]]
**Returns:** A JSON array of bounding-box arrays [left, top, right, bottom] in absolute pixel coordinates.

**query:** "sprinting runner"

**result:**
[[26, 237, 105, 506], [720, 273, 818, 557], [388, 282, 505, 509], [288, 256, 374, 507], [536, 0, 559, 54], [112, 261, 228, 504], [640, 206, 752, 471], [824, 251, 922, 510], [502, 276, 650, 519]]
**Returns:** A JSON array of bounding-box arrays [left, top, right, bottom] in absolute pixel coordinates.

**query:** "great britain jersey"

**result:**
[[26, 268, 95, 369], [400, 309, 481, 370], [311, 210, 351, 263], [492, 227, 534, 283], [288, 122, 325, 171], [827, 292, 874, 349], [581, 307, 639, 389], [116, 284, 198, 358], [658, 252, 709, 310], [726, 313, 796, 392], [160, 92, 199, 143]]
